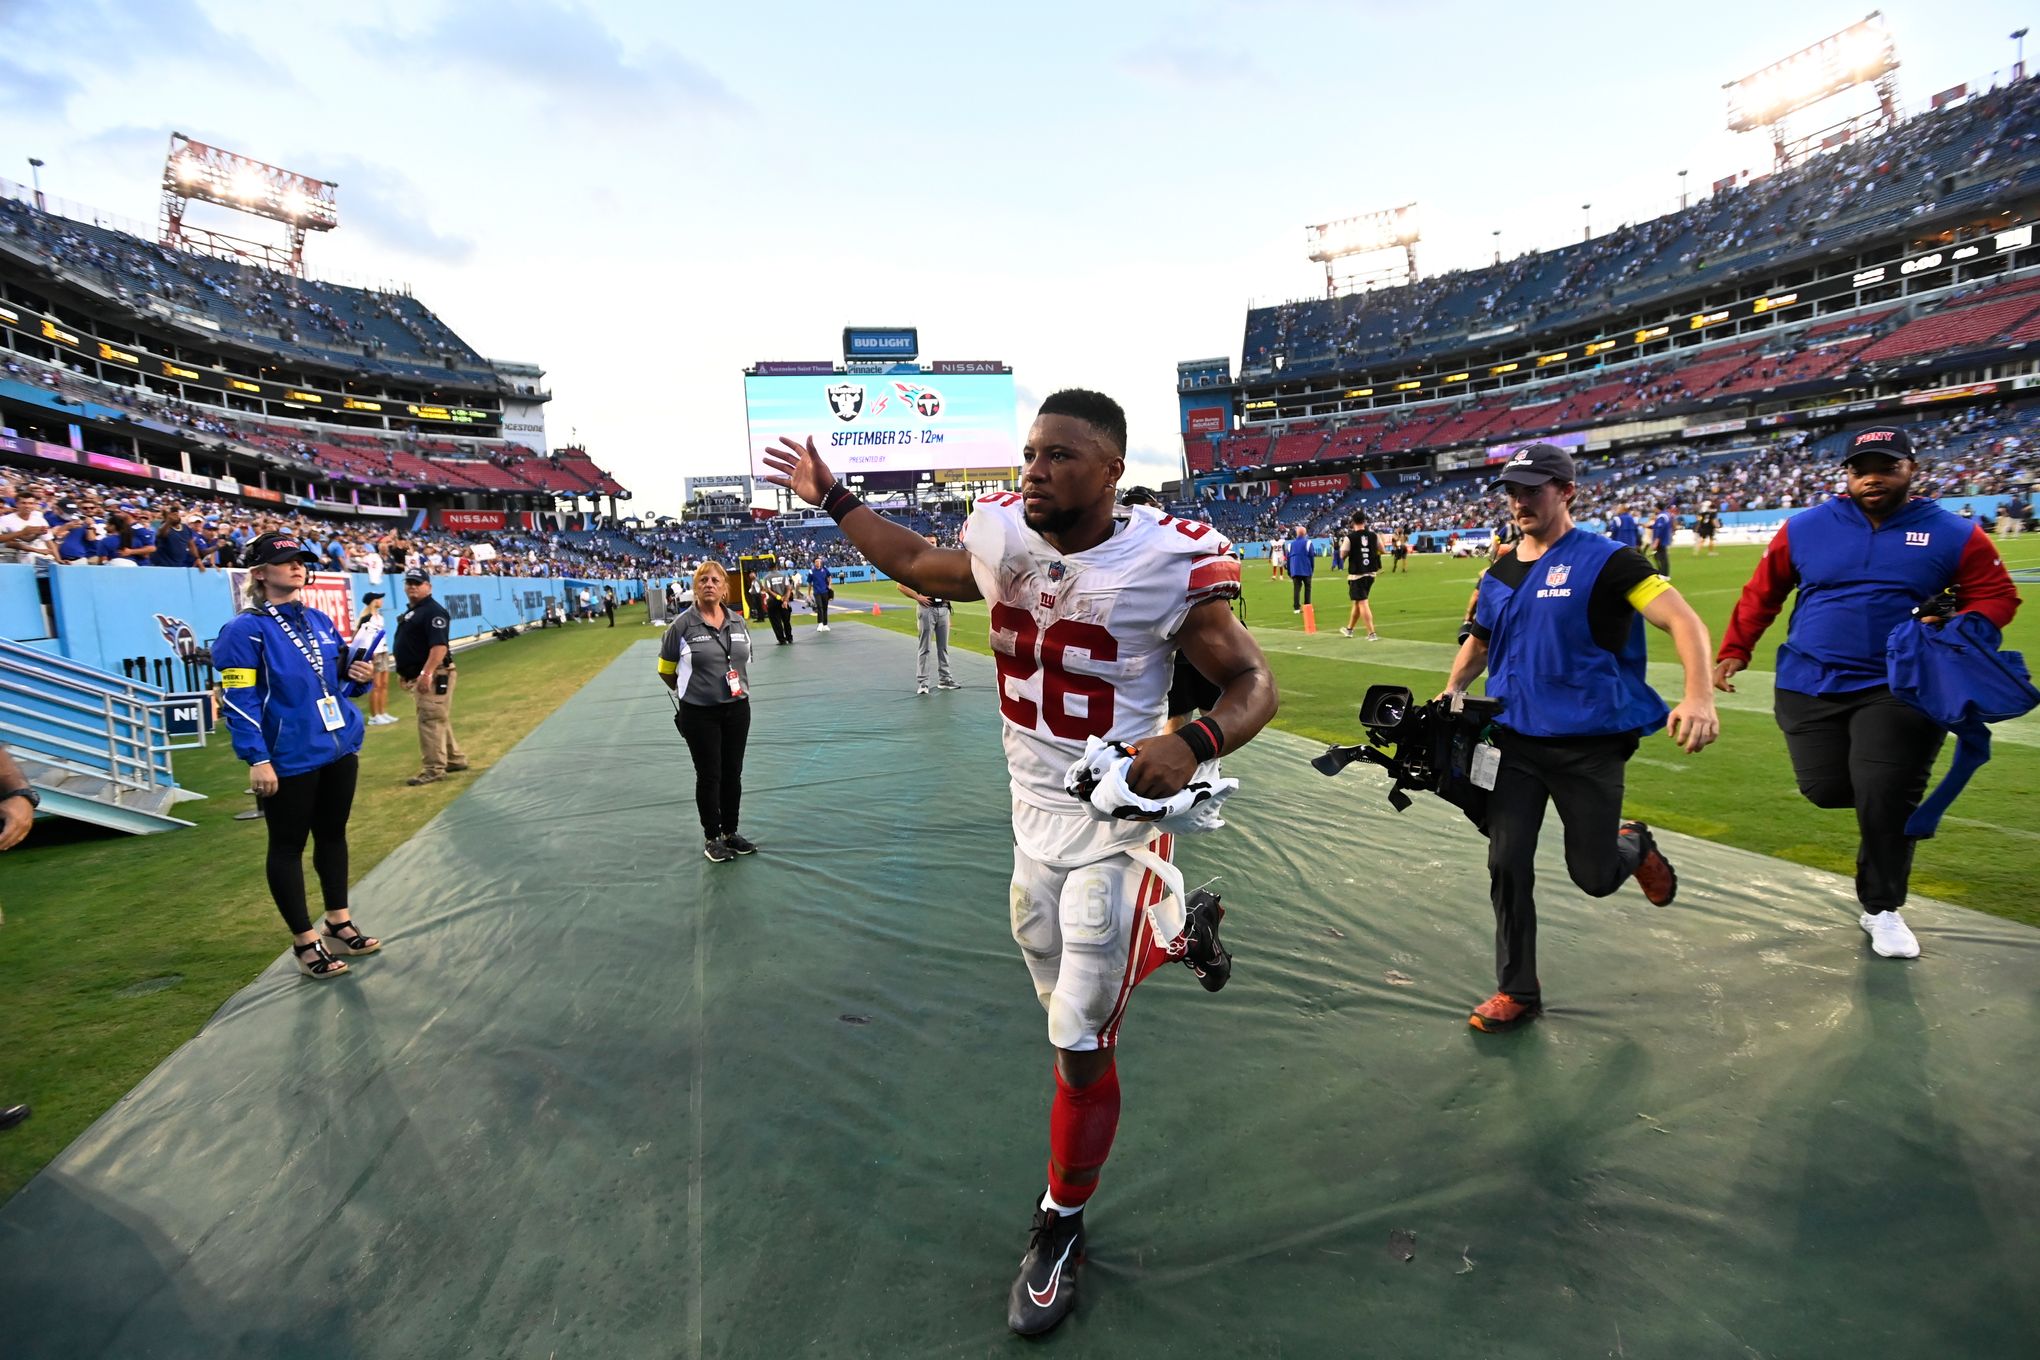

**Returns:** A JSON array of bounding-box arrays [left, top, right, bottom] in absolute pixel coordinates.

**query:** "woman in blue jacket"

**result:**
[[213, 533, 380, 979]]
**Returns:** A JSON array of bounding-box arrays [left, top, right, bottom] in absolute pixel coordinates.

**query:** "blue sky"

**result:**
[[3, 0, 2034, 512]]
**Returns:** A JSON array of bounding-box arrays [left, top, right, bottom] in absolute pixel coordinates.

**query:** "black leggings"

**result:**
[[677, 699, 750, 838], [259, 754, 358, 936]]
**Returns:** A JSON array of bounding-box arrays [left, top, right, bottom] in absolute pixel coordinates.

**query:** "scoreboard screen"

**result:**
[[745, 371, 1017, 477]]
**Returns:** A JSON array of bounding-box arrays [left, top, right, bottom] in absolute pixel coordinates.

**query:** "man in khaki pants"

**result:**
[[393, 569, 468, 786]]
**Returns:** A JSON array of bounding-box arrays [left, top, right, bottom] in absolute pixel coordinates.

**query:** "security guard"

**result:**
[[393, 568, 468, 786], [1443, 444, 1721, 1032], [1716, 425, 2021, 960]]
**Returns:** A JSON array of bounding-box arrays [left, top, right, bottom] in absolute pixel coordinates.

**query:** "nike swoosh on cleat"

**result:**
[[1027, 1237, 1077, 1308]]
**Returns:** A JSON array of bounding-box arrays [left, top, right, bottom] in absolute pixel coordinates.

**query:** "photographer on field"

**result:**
[[1440, 444, 1720, 1033]]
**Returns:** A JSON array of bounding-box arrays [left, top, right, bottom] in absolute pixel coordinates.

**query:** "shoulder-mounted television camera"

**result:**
[[1312, 684, 1501, 815]]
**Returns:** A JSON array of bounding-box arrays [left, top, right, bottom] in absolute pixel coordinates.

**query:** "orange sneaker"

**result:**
[[1469, 992, 1540, 1033], [1620, 820, 1678, 906]]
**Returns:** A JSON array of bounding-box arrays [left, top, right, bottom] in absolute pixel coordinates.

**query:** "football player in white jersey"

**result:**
[[765, 389, 1279, 1336]]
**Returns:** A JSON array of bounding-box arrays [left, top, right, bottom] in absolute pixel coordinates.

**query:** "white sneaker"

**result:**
[[818, 623, 830, 632], [1366, 633, 1380, 641], [916, 683, 930, 696], [1860, 910, 1921, 959], [1339, 627, 1353, 637]]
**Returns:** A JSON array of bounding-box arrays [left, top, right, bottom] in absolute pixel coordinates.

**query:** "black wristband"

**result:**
[[1179, 716, 1225, 763], [822, 482, 863, 523]]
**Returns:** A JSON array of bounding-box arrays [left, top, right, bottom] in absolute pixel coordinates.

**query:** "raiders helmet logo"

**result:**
[[826, 383, 865, 421]]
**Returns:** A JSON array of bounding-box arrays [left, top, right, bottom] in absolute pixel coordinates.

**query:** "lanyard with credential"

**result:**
[[264, 602, 347, 732], [697, 610, 746, 698]]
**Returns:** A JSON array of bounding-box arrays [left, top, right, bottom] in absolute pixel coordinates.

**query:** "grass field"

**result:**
[[0, 619, 649, 1199], [834, 532, 2040, 924]]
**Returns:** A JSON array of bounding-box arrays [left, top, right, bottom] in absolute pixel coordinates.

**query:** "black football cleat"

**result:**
[[1007, 1202, 1085, 1336], [1181, 889, 1232, 992]]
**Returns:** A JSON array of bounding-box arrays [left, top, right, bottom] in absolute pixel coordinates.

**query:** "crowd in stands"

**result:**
[[1243, 77, 2040, 374], [1187, 402, 2040, 547], [1, 350, 623, 500], [0, 197, 483, 380]]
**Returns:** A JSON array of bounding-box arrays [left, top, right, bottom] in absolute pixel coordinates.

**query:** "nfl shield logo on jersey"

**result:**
[[826, 383, 865, 421], [1047, 561, 1066, 582], [1546, 563, 1570, 587]]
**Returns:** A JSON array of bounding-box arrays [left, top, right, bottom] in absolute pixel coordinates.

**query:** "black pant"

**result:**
[[604, 603, 615, 626], [1652, 546, 1670, 577], [814, 593, 829, 625], [259, 754, 358, 936], [1774, 686, 1945, 912], [1291, 575, 1312, 609], [768, 604, 793, 643], [676, 699, 750, 839], [1483, 730, 1640, 1003]]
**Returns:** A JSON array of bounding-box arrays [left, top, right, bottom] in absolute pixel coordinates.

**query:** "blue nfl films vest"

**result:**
[[1478, 528, 1668, 739]]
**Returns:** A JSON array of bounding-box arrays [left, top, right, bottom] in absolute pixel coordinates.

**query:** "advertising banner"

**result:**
[[440, 509, 510, 531], [1288, 474, 1349, 494], [1186, 406, 1226, 435]]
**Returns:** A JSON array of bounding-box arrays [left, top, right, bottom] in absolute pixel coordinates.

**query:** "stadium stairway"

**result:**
[[0, 638, 205, 835]]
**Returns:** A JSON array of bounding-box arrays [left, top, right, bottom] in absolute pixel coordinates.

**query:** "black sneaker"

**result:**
[[1007, 1202, 1084, 1336], [1181, 889, 1232, 992], [703, 837, 735, 863], [722, 832, 758, 855]]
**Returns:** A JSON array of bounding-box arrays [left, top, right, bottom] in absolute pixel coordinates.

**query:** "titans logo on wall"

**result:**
[[154, 613, 200, 658], [826, 383, 865, 421]]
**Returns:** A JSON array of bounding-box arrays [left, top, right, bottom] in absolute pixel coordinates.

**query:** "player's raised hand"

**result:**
[[762, 436, 835, 506]]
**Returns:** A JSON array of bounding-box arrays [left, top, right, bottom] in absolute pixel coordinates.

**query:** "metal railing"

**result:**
[[0, 638, 208, 803]]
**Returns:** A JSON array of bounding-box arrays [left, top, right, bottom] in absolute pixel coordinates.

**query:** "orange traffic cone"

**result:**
[[1301, 603, 1318, 634], [870, 602, 882, 615]]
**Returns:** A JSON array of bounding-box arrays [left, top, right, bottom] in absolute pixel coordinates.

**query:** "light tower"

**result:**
[[1305, 203, 1420, 299], [158, 132, 338, 277], [1724, 13, 1900, 173]]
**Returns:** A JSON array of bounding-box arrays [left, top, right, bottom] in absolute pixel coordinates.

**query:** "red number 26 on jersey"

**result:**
[[990, 602, 1118, 740]]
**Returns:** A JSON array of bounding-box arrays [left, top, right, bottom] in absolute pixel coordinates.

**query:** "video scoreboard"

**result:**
[[744, 363, 1017, 480]]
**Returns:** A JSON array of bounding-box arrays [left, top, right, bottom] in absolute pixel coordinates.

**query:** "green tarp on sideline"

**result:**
[[2, 625, 2037, 1358]]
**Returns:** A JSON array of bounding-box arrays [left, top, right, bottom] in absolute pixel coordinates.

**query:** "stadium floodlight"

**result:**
[[1725, 12, 1900, 170], [158, 132, 337, 277], [25, 157, 43, 211], [1305, 202, 1420, 298]]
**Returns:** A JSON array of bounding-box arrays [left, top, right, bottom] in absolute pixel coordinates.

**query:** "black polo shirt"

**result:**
[[393, 594, 453, 679]]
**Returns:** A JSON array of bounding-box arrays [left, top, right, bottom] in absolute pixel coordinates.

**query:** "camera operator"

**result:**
[[1715, 426, 2021, 960], [1442, 444, 1719, 1033]]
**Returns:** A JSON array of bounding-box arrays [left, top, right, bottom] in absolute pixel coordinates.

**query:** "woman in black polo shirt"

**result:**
[[658, 561, 756, 863]]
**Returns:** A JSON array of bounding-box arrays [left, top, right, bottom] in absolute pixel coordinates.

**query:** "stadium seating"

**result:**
[[1241, 78, 2040, 377]]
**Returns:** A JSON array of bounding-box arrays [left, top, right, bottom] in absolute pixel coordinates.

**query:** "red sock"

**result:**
[[1045, 1062, 1121, 1209]]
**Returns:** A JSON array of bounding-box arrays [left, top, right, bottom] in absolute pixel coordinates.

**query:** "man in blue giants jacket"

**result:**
[[1606, 503, 1642, 551], [1443, 444, 1720, 1032], [809, 556, 832, 632], [1716, 425, 2021, 960], [1285, 525, 1315, 613]]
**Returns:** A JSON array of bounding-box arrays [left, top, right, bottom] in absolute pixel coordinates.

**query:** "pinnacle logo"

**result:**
[[826, 383, 865, 422]]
